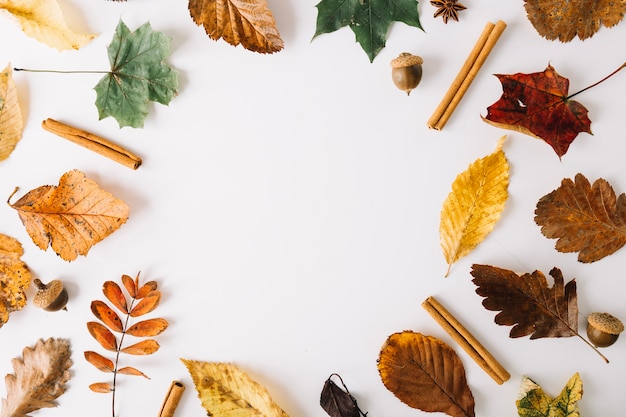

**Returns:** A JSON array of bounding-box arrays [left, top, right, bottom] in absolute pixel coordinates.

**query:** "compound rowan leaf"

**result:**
[[87, 322, 117, 351], [471, 264, 578, 339], [535, 173, 626, 263], [91, 300, 124, 333], [0, 233, 30, 329], [524, 0, 625, 42], [440, 136, 509, 276], [320, 374, 367, 417], [189, 0, 284, 54], [102, 281, 128, 314], [483, 65, 592, 158], [120, 339, 160, 355], [0, 0, 95, 50], [94, 19, 178, 128], [313, 0, 423, 62], [126, 318, 169, 337], [378, 331, 475, 417], [1, 338, 72, 417], [84, 351, 114, 373], [181, 359, 289, 417], [516, 373, 582, 417], [8, 169, 130, 262], [0, 65, 23, 162]]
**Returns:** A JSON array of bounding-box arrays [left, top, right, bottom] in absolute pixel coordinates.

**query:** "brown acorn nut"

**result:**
[[33, 279, 68, 311], [586, 312, 624, 347], [390, 53, 423, 95]]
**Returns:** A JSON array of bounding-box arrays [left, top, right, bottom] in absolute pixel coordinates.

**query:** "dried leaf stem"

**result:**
[[567, 61, 626, 100], [42, 118, 142, 170], [422, 296, 510, 384], [427, 20, 506, 130]]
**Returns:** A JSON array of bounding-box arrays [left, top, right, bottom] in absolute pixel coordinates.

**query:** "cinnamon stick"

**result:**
[[427, 20, 506, 130], [157, 381, 185, 417], [41, 118, 142, 170], [422, 296, 510, 384]]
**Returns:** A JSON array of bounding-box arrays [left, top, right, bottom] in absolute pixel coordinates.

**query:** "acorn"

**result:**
[[390, 53, 423, 95], [586, 312, 624, 347], [33, 279, 68, 311]]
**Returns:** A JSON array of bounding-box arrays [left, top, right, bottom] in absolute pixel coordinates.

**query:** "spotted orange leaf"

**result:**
[[126, 318, 169, 337], [91, 300, 123, 332], [120, 339, 160, 355], [103, 281, 128, 313], [130, 291, 161, 317]]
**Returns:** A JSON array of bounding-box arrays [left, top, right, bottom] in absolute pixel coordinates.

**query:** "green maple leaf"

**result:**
[[94, 20, 178, 128], [313, 0, 423, 62], [516, 373, 582, 417]]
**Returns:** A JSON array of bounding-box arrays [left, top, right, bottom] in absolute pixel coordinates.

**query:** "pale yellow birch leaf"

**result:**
[[440, 136, 509, 277], [181, 359, 289, 417], [0, 0, 95, 51], [0, 65, 23, 162]]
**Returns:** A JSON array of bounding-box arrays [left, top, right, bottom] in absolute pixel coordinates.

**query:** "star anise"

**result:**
[[431, 0, 467, 23]]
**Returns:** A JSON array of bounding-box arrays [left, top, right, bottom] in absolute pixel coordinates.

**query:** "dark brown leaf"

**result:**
[[471, 264, 577, 338], [84, 351, 114, 373], [102, 281, 128, 313], [91, 300, 123, 332], [320, 374, 366, 417], [121, 274, 136, 298], [129, 291, 161, 317], [87, 321, 117, 351], [126, 318, 168, 337], [534, 173, 626, 262], [378, 331, 475, 417], [120, 339, 160, 355], [117, 366, 149, 379]]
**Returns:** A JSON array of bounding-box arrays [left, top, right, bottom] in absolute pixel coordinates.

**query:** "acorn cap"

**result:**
[[390, 53, 423, 69], [33, 279, 67, 310], [587, 312, 624, 335]]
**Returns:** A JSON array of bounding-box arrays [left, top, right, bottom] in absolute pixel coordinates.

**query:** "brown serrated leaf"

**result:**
[[91, 300, 123, 332], [87, 322, 117, 351], [136, 281, 158, 299], [121, 274, 136, 298], [181, 359, 289, 417], [8, 169, 130, 261], [0, 233, 30, 328], [89, 382, 112, 393], [130, 291, 161, 317], [120, 340, 160, 355], [534, 173, 626, 262], [378, 331, 475, 417], [0, 65, 23, 162], [84, 351, 114, 373], [102, 281, 128, 313], [117, 366, 149, 379], [524, 0, 626, 41], [1, 338, 72, 417], [126, 318, 169, 337], [189, 0, 284, 53]]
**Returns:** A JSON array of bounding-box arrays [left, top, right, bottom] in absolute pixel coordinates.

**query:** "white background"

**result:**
[[0, 1, 625, 416]]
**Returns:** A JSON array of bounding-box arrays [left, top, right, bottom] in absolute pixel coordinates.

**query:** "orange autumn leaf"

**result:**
[[8, 169, 130, 262], [87, 321, 117, 351], [126, 318, 169, 337], [91, 300, 123, 332], [120, 339, 160, 355], [130, 291, 161, 317], [84, 351, 114, 373], [117, 366, 149, 379], [136, 281, 158, 299], [188, 0, 284, 54], [0, 233, 31, 328], [103, 281, 128, 314], [89, 382, 112, 393], [121, 274, 137, 298]]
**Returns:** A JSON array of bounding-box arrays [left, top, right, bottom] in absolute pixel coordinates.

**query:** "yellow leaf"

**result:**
[[0, 233, 31, 328], [0, 0, 95, 51], [181, 359, 289, 417], [440, 136, 509, 276], [8, 169, 130, 262], [0, 65, 23, 162]]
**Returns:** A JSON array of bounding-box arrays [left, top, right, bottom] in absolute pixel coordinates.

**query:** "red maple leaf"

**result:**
[[482, 64, 592, 158]]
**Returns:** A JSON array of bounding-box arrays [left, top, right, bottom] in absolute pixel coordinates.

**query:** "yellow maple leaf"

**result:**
[[0, 0, 95, 51], [8, 169, 130, 262], [181, 359, 289, 417], [0, 65, 24, 162], [440, 136, 509, 276], [0, 233, 31, 328]]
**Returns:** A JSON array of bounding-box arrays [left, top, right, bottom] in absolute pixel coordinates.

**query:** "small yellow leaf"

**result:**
[[181, 359, 289, 417], [0, 0, 95, 50], [440, 136, 509, 276], [0, 233, 31, 328], [0, 65, 23, 162]]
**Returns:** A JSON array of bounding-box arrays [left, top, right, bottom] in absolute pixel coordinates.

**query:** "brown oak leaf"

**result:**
[[188, 0, 284, 54], [535, 173, 626, 263], [378, 331, 475, 417], [524, 0, 626, 42], [8, 169, 130, 261], [482, 64, 592, 158], [0, 233, 31, 328]]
